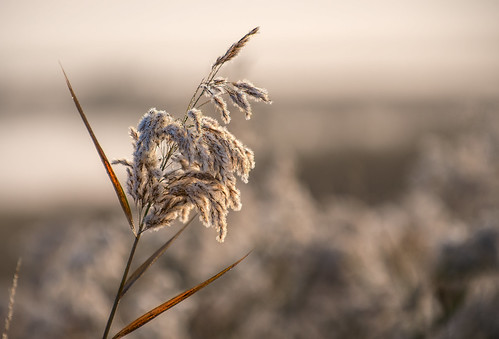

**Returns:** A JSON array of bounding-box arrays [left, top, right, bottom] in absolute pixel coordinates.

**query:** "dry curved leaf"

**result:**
[[60, 65, 136, 234], [112, 251, 251, 339]]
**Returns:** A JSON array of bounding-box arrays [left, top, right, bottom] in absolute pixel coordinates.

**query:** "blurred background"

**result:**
[[1, 1, 499, 338]]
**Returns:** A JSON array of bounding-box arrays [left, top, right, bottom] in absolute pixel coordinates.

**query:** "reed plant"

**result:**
[[61, 27, 270, 338]]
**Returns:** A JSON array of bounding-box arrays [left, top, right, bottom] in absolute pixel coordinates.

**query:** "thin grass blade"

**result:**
[[120, 216, 195, 298], [2, 258, 21, 339], [60, 64, 136, 235], [112, 251, 251, 339]]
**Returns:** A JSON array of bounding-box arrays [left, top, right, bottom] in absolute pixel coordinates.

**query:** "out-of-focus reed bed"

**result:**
[[2, 32, 499, 339], [3, 111, 499, 338]]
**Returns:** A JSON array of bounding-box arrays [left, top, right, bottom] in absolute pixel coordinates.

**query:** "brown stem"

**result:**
[[102, 231, 142, 339]]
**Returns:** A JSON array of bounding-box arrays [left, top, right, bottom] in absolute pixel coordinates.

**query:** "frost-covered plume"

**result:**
[[115, 107, 259, 242], [202, 78, 271, 123], [114, 27, 271, 242]]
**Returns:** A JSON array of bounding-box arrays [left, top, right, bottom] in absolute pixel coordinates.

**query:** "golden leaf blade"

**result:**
[[112, 251, 251, 339], [60, 64, 136, 234]]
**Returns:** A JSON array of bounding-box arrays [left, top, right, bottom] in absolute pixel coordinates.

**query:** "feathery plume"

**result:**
[[114, 27, 269, 241], [117, 105, 256, 241], [213, 96, 231, 124], [227, 89, 252, 120], [233, 80, 271, 103], [213, 27, 260, 68]]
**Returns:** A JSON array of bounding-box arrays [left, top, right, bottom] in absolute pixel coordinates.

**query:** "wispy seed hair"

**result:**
[[201, 78, 271, 123], [233, 80, 271, 104], [114, 27, 270, 241], [213, 27, 260, 68]]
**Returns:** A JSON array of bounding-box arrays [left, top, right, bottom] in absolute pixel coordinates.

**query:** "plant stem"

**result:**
[[186, 62, 224, 114], [102, 231, 142, 339]]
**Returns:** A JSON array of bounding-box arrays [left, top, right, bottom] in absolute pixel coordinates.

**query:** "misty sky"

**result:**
[[1, 0, 498, 213], [1, 0, 498, 98]]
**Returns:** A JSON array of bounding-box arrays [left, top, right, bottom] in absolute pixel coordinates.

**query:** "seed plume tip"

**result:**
[[213, 26, 261, 68]]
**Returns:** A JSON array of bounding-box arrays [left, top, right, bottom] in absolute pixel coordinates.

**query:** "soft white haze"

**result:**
[[1, 0, 498, 213]]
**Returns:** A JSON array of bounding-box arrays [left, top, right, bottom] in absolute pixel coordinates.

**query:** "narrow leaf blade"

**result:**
[[112, 251, 251, 339], [60, 64, 136, 234], [120, 216, 195, 298]]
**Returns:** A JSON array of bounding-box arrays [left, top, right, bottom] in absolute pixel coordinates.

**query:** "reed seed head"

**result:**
[[213, 27, 260, 68], [115, 106, 257, 241], [113, 27, 270, 242]]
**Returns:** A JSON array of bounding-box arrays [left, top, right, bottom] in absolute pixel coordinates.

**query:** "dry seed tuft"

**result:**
[[116, 107, 256, 242], [114, 27, 270, 241], [213, 27, 260, 68], [233, 80, 271, 104], [201, 78, 270, 123]]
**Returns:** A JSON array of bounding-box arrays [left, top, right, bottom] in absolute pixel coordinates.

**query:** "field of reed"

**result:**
[[2, 26, 499, 339]]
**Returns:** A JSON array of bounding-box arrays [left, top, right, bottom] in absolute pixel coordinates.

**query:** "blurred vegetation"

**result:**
[[2, 105, 499, 338]]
